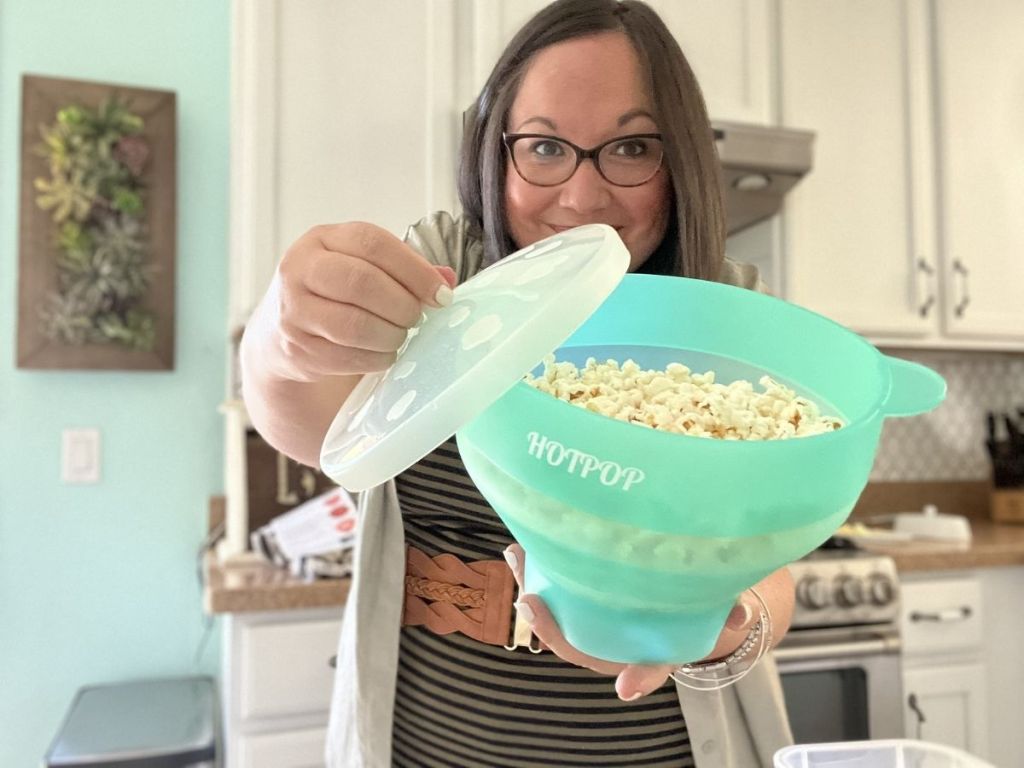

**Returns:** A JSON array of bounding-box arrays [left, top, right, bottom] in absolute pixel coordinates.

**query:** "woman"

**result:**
[[241, 1, 796, 766]]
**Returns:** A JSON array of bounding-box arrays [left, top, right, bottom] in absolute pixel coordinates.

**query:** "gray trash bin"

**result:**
[[43, 676, 219, 767]]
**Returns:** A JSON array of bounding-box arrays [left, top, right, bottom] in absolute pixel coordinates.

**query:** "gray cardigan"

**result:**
[[326, 212, 794, 767]]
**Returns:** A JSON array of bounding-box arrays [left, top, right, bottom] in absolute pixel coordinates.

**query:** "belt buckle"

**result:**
[[503, 585, 543, 654]]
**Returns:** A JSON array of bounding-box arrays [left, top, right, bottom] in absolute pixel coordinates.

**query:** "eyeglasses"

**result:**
[[502, 132, 664, 187]]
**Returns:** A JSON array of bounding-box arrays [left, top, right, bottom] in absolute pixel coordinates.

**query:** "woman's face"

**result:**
[[504, 32, 671, 271]]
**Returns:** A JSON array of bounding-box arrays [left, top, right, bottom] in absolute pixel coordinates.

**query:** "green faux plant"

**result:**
[[34, 95, 156, 350]]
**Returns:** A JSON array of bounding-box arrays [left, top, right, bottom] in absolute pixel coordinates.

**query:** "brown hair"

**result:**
[[458, 0, 725, 280]]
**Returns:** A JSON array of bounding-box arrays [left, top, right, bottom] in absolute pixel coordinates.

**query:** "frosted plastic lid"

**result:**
[[773, 739, 995, 768], [320, 223, 629, 491]]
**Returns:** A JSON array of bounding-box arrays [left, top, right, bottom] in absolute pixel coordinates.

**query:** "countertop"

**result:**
[[856, 517, 1024, 573], [203, 482, 1024, 613], [204, 553, 350, 614], [202, 495, 351, 614], [849, 479, 1024, 573]]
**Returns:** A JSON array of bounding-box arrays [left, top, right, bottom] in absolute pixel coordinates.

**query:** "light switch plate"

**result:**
[[62, 428, 101, 484]]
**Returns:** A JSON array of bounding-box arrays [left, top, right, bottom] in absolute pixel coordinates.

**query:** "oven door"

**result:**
[[774, 626, 904, 744]]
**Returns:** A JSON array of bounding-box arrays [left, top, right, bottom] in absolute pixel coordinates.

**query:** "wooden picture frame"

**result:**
[[17, 74, 176, 370]]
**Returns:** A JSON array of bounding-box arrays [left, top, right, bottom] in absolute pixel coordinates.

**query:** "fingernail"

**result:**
[[727, 603, 753, 630], [514, 600, 535, 625], [623, 691, 643, 701], [433, 283, 454, 308], [438, 265, 457, 287], [503, 547, 518, 572]]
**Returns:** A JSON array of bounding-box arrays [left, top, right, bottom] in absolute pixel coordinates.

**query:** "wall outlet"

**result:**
[[62, 428, 101, 484]]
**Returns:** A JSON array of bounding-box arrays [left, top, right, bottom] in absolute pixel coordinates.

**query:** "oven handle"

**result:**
[[773, 634, 901, 664]]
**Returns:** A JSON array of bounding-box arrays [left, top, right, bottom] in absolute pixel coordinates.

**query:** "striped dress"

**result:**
[[391, 437, 694, 768]]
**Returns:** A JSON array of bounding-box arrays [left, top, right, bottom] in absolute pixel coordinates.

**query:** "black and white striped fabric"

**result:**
[[392, 437, 693, 767]]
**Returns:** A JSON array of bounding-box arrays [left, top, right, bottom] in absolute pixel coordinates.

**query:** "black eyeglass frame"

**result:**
[[501, 132, 665, 188]]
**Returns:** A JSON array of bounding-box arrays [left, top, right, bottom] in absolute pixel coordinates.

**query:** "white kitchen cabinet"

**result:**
[[902, 664, 988, 751], [650, 0, 775, 124], [930, 0, 1024, 343], [899, 575, 983, 656], [899, 572, 988, 759], [236, 728, 328, 768], [977, 566, 1024, 768], [778, 0, 938, 339], [471, 0, 775, 124], [222, 608, 342, 768], [779, 0, 1024, 349], [229, 0, 776, 329], [231, 2, 1024, 346], [229, 0, 462, 329]]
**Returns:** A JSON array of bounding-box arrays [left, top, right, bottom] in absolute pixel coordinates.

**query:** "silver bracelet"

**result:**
[[670, 586, 773, 691]]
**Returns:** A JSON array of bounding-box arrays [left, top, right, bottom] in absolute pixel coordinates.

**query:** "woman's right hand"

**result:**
[[256, 221, 456, 384], [240, 221, 457, 466]]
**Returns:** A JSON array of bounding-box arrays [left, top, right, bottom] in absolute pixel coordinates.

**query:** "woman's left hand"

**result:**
[[502, 543, 795, 701]]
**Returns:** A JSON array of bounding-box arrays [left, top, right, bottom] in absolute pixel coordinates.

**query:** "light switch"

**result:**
[[62, 428, 101, 484]]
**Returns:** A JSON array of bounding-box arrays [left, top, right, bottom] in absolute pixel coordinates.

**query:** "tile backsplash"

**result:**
[[871, 350, 1024, 481]]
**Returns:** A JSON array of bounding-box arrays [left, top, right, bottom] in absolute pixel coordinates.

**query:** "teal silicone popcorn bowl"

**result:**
[[319, 224, 945, 665], [456, 273, 946, 663]]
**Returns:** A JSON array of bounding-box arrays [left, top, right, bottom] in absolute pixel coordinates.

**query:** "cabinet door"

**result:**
[[903, 664, 988, 758], [237, 617, 342, 720], [646, 0, 774, 123], [230, 0, 461, 327], [932, 0, 1024, 341], [236, 727, 327, 768], [469, 0, 775, 122], [978, 567, 1024, 767], [232, 1, 778, 328], [779, 0, 938, 338]]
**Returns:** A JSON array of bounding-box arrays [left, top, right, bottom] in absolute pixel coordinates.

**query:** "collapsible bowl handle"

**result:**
[[880, 356, 947, 417]]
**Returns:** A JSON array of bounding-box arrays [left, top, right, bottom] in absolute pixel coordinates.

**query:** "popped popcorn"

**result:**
[[524, 355, 844, 440]]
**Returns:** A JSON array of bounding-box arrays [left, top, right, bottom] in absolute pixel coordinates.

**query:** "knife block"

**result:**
[[991, 487, 1024, 524]]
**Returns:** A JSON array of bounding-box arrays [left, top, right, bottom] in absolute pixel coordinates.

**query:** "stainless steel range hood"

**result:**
[[713, 120, 814, 235]]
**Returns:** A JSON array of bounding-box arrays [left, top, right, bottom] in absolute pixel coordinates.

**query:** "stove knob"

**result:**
[[796, 575, 831, 609], [834, 575, 865, 607], [866, 573, 896, 606]]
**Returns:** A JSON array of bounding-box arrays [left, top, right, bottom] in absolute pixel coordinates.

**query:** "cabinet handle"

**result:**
[[907, 692, 927, 740], [952, 259, 971, 318], [328, 654, 337, 668], [915, 257, 936, 318], [909, 606, 972, 623]]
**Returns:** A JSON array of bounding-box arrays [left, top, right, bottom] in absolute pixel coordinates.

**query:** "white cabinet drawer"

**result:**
[[236, 727, 327, 768], [900, 576, 982, 657], [238, 617, 341, 720]]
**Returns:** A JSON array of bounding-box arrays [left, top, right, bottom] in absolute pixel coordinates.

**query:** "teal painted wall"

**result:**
[[0, 1, 229, 763]]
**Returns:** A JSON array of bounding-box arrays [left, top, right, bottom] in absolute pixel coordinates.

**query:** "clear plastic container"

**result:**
[[774, 739, 995, 768]]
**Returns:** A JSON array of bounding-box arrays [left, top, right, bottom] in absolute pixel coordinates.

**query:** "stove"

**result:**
[[788, 543, 901, 630], [774, 540, 905, 744]]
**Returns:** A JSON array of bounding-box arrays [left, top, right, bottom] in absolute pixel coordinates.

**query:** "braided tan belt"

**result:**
[[401, 545, 544, 652]]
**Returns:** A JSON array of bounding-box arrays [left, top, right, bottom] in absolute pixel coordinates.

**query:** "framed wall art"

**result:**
[[17, 74, 176, 370]]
